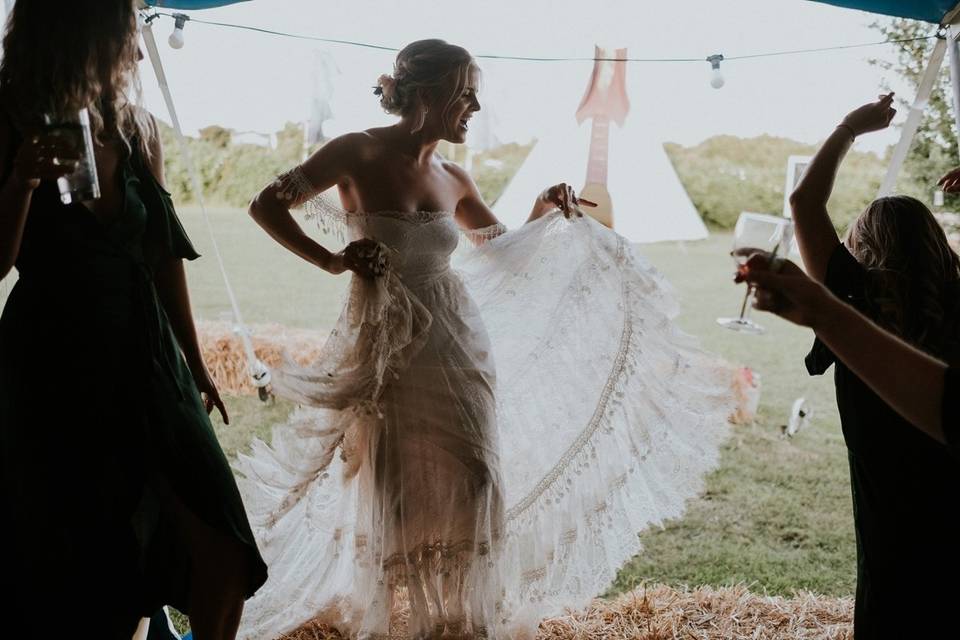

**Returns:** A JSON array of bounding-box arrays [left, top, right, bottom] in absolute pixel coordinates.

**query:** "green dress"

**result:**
[[0, 137, 267, 634]]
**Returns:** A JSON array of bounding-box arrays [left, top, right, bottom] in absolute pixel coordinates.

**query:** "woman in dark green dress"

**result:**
[[0, 2, 266, 638]]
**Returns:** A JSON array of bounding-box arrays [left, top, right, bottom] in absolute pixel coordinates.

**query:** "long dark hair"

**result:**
[[0, 0, 152, 155], [846, 195, 960, 360]]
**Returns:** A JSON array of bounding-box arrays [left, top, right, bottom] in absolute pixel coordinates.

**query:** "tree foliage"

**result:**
[[159, 120, 532, 210], [871, 19, 959, 205], [665, 135, 886, 232]]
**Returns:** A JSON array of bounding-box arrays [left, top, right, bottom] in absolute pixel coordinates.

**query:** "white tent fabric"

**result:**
[[493, 114, 708, 244]]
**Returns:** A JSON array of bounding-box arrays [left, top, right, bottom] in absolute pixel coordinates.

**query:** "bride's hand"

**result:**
[[329, 238, 390, 278], [539, 183, 597, 219]]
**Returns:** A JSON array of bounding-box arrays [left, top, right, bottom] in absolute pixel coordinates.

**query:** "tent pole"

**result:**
[[947, 1, 960, 162], [878, 37, 947, 197], [141, 17, 270, 390], [948, 28, 960, 158]]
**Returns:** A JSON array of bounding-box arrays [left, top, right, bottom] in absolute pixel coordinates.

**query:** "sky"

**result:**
[[2, 0, 932, 154]]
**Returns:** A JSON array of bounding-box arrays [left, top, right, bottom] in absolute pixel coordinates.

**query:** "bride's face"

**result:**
[[431, 65, 481, 144]]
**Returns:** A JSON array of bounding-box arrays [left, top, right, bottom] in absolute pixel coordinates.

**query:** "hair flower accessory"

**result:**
[[374, 74, 397, 100]]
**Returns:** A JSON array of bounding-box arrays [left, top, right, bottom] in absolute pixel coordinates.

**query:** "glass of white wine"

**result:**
[[717, 212, 793, 335]]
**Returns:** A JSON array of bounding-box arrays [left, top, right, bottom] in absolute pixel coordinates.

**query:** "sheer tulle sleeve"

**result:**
[[461, 222, 507, 247], [274, 165, 347, 241]]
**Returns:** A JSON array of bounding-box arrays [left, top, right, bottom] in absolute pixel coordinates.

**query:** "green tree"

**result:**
[[871, 19, 959, 205], [275, 122, 306, 165], [666, 135, 886, 232], [199, 125, 233, 149]]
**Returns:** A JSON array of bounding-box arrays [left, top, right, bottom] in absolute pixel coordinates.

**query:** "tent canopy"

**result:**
[[145, 1, 249, 9], [807, 1, 957, 23], [144, 0, 957, 22]]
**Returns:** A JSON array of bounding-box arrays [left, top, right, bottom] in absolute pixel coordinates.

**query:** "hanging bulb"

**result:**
[[169, 13, 188, 49], [707, 54, 725, 89]]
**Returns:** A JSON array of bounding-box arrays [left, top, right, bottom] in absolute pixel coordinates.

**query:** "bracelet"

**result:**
[[836, 123, 856, 142]]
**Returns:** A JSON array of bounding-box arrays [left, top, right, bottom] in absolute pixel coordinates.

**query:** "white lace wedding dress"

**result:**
[[235, 174, 734, 640]]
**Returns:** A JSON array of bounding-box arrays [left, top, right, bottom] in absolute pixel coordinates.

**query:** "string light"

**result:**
[[706, 54, 725, 89], [142, 10, 937, 66], [168, 13, 189, 49]]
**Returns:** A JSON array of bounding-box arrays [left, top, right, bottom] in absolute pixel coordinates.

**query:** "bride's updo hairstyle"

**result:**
[[375, 39, 478, 132]]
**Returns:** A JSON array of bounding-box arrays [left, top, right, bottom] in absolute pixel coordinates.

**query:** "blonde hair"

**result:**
[[375, 39, 478, 132], [0, 0, 153, 157], [846, 195, 960, 360]]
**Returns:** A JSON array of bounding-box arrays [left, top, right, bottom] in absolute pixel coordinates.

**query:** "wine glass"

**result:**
[[717, 212, 793, 335], [42, 107, 100, 205]]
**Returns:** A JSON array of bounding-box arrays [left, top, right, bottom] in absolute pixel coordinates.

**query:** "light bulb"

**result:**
[[710, 68, 725, 89], [168, 26, 185, 49], [169, 14, 188, 49], [706, 54, 725, 90]]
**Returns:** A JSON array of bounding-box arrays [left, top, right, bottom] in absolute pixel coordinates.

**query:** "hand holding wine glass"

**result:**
[[717, 212, 793, 335], [11, 132, 80, 191], [736, 252, 834, 329]]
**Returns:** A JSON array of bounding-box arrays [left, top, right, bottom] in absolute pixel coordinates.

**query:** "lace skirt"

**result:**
[[237, 272, 505, 639], [236, 212, 733, 639]]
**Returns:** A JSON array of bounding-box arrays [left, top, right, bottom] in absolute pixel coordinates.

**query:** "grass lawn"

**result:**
[[0, 206, 856, 605]]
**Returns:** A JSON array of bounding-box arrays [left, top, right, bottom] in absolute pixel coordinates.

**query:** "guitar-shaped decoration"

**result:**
[[574, 46, 630, 229]]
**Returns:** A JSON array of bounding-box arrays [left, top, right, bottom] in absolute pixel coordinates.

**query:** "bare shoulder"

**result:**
[[139, 110, 162, 154], [440, 156, 499, 227], [306, 130, 382, 169], [136, 110, 167, 183], [439, 157, 476, 197]]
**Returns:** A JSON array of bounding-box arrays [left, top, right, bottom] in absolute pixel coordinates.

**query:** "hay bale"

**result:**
[[280, 584, 853, 639], [196, 320, 327, 396]]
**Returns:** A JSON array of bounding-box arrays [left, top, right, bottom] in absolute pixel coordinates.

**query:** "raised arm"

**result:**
[[249, 132, 378, 278], [790, 94, 895, 282]]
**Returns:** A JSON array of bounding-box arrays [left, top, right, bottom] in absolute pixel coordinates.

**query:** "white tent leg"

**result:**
[[878, 37, 947, 197], [141, 19, 270, 389], [949, 27, 960, 158], [131, 617, 150, 640]]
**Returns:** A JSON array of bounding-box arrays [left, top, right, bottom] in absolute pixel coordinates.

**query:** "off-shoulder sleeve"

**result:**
[[154, 184, 200, 261], [134, 156, 201, 265], [460, 222, 507, 247], [275, 165, 347, 241]]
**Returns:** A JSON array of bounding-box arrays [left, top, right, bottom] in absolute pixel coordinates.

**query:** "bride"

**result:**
[[236, 39, 733, 640]]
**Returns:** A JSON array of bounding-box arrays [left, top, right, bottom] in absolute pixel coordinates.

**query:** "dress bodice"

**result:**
[[347, 211, 461, 287]]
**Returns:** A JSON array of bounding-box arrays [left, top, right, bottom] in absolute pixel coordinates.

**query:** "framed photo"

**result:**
[[783, 155, 812, 218]]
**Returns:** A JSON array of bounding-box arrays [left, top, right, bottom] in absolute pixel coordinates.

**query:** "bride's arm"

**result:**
[[450, 164, 509, 246], [452, 163, 595, 235], [249, 133, 376, 276]]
